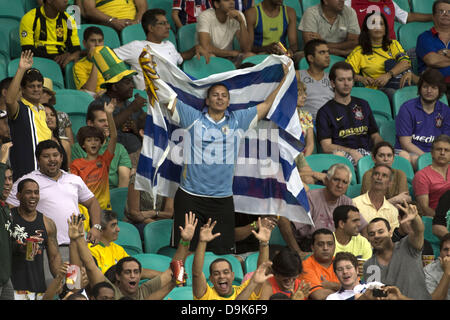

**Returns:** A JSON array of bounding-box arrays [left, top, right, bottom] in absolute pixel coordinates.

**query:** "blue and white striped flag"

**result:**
[[135, 47, 312, 225]]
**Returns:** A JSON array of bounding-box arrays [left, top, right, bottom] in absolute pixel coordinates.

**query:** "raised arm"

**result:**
[[104, 99, 117, 156], [5, 50, 34, 119], [68, 214, 106, 287], [44, 216, 63, 278], [397, 201, 424, 251], [145, 212, 198, 299], [256, 60, 292, 120], [80, 196, 102, 244], [192, 219, 221, 299]]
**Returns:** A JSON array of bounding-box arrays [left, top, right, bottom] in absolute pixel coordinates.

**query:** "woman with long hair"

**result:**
[[44, 104, 71, 171], [346, 12, 414, 98]]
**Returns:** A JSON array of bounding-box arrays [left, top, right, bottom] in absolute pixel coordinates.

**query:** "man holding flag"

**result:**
[[137, 49, 311, 255]]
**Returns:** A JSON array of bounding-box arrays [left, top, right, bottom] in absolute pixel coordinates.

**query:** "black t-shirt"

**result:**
[[433, 189, 450, 228], [316, 97, 379, 151]]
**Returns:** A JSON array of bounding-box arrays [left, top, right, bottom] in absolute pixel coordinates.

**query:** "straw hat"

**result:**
[[43, 77, 56, 95], [92, 46, 137, 89]]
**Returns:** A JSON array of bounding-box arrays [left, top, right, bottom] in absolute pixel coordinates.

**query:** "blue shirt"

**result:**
[[174, 100, 258, 197], [395, 97, 450, 152], [316, 97, 379, 151], [416, 28, 450, 78]]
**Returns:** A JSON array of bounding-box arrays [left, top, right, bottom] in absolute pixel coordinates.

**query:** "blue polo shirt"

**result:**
[[395, 97, 450, 152], [173, 100, 258, 197], [416, 28, 450, 79]]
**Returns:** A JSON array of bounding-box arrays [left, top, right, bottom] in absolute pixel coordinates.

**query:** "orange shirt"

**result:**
[[298, 255, 338, 294], [268, 276, 302, 298], [70, 150, 114, 210]]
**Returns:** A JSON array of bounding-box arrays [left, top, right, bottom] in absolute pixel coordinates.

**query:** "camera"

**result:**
[[372, 288, 388, 297]]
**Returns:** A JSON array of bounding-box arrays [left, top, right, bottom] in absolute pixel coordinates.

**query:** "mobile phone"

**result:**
[[372, 288, 388, 297]]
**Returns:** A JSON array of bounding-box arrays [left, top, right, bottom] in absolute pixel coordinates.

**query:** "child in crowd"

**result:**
[[70, 100, 117, 228], [296, 80, 315, 156]]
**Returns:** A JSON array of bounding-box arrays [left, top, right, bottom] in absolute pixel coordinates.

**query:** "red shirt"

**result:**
[[351, 0, 397, 39]]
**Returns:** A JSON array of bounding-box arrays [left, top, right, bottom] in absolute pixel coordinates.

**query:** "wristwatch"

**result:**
[[93, 224, 102, 231]]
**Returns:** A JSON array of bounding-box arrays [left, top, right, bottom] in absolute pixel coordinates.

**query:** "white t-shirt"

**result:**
[[326, 281, 385, 300], [114, 40, 183, 90], [344, 0, 408, 24], [196, 8, 245, 51]]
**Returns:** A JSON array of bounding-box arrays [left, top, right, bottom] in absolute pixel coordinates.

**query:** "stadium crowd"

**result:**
[[0, 0, 449, 301]]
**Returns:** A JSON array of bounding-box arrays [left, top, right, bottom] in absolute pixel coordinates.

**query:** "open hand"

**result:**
[[250, 261, 273, 285], [199, 218, 221, 243], [19, 50, 34, 70], [179, 211, 198, 242], [396, 200, 418, 225], [104, 98, 117, 114]]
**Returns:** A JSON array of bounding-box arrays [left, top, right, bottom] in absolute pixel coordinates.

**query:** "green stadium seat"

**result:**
[[8, 57, 65, 89], [392, 85, 448, 117], [398, 22, 433, 51], [147, 0, 176, 31], [67, 112, 87, 137], [356, 155, 415, 185], [422, 216, 441, 257], [378, 119, 396, 147], [284, 0, 303, 24], [177, 23, 197, 53], [121, 23, 146, 44], [244, 252, 259, 274], [64, 61, 76, 89], [351, 87, 393, 124], [164, 286, 194, 300], [0, 59, 6, 80], [79, 24, 121, 49], [417, 152, 432, 171], [270, 225, 287, 246], [184, 252, 244, 286], [120, 23, 177, 48], [393, 155, 415, 184], [307, 154, 357, 185], [394, 0, 411, 12], [298, 54, 345, 73], [116, 221, 143, 256], [132, 253, 171, 272], [9, 26, 22, 60], [54, 89, 94, 114], [143, 219, 173, 254], [411, 0, 436, 13], [0, 19, 19, 61], [0, 1, 25, 21], [23, 0, 40, 13], [110, 187, 129, 221], [182, 56, 236, 79], [301, 0, 320, 12], [346, 183, 362, 198], [242, 54, 270, 65], [356, 155, 373, 185]]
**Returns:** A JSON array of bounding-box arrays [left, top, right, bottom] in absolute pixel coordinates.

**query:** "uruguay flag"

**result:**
[[135, 47, 312, 225]]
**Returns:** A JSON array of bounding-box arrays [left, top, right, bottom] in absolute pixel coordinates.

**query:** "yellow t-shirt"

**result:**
[[353, 192, 400, 230], [15, 98, 52, 143], [88, 241, 129, 273], [20, 6, 80, 55], [333, 233, 373, 260], [95, 0, 137, 20], [194, 280, 259, 300], [73, 56, 105, 92], [345, 40, 410, 89]]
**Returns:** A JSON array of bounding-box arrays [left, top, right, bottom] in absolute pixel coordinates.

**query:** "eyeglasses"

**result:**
[[154, 21, 170, 26], [437, 9, 450, 16]]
